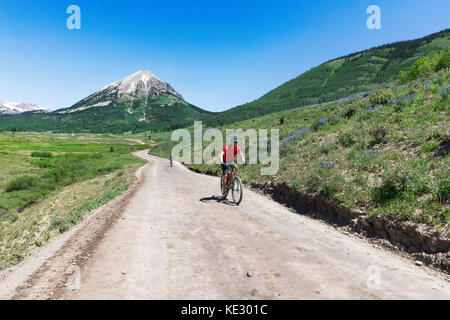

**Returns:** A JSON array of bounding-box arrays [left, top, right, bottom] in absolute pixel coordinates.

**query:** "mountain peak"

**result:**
[[123, 70, 161, 83], [104, 70, 183, 100]]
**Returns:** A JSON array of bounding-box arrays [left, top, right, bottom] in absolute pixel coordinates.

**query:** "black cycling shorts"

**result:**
[[221, 163, 235, 174]]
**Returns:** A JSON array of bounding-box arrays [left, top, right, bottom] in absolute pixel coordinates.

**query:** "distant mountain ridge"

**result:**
[[0, 100, 50, 115], [204, 29, 450, 126]]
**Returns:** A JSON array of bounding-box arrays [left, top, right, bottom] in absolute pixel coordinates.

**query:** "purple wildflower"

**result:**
[[360, 150, 380, 159], [392, 93, 416, 106], [321, 161, 335, 168]]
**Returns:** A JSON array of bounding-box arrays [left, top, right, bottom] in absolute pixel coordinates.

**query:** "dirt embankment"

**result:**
[[187, 167, 450, 273]]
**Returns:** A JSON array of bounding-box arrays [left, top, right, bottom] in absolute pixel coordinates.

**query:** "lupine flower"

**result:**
[[360, 150, 380, 159], [321, 161, 335, 168], [287, 91, 371, 114], [363, 104, 383, 113], [280, 128, 309, 146], [392, 93, 416, 105], [440, 86, 450, 98], [402, 173, 411, 182]]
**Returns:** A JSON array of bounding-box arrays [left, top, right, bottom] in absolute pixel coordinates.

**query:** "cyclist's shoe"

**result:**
[[222, 188, 228, 199]]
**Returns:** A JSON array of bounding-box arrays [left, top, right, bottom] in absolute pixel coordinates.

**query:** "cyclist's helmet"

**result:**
[[233, 136, 238, 144]]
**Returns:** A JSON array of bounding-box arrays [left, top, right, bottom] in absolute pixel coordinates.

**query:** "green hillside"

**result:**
[[204, 29, 450, 127]]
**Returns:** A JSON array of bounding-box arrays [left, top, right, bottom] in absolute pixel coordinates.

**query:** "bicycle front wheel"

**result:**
[[231, 176, 243, 205]]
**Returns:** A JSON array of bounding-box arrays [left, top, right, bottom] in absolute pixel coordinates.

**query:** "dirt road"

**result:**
[[1, 150, 449, 299]]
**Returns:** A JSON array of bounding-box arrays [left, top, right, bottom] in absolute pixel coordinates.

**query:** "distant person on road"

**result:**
[[220, 136, 245, 193], [169, 153, 173, 167]]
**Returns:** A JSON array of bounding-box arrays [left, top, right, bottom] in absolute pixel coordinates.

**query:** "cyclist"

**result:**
[[220, 136, 245, 197]]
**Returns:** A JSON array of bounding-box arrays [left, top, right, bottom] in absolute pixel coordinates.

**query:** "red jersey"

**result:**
[[222, 144, 243, 163]]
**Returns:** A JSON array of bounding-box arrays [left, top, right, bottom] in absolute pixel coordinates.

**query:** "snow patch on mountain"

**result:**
[[59, 100, 112, 113]]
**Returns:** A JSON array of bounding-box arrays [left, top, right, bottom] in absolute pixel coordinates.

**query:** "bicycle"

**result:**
[[220, 162, 243, 205]]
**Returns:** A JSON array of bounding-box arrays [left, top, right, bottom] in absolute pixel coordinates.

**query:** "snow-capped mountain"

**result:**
[[0, 70, 210, 133], [102, 70, 184, 100], [0, 100, 51, 115], [57, 70, 184, 114]]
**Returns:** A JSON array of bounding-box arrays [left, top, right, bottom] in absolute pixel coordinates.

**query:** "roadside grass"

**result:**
[[0, 162, 142, 268], [0, 132, 146, 212], [150, 69, 449, 228], [0, 132, 147, 269]]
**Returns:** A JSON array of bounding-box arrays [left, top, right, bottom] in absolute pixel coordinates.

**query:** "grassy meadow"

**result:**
[[0, 132, 148, 268]]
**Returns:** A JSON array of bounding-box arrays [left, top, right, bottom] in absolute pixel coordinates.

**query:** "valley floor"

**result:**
[[1, 151, 449, 300]]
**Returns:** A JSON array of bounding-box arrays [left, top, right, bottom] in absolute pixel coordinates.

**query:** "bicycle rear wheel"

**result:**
[[231, 176, 243, 205]]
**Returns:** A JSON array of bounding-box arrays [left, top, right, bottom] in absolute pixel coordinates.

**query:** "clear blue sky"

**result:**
[[0, 0, 449, 112]]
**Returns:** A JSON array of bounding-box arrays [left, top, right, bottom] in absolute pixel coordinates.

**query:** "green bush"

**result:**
[[404, 171, 432, 196], [420, 141, 440, 154], [437, 180, 450, 203], [338, 133, 355, 148], [342, 106, 356, 119], [368, 125, 388, 146], [372, 172, 407, 205], [31, 152, 53, 158], [399, 47, 449, 83], [432, 47, 450, 72], [320, 143, 337, 155], [305, 173, 322, 194], [311, 118, 329, 131], [400, 56, 433, 83], [369, 90, 391, 106], [5, 176, 38, 192], [320, 175, 344, 196]]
